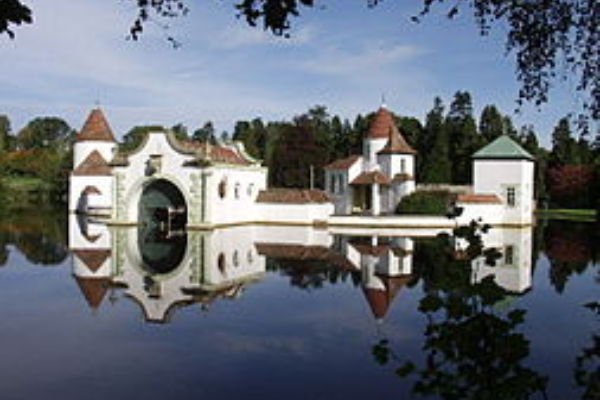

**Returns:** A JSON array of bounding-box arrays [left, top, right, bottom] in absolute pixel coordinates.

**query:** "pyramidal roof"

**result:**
[[368, 105, 416, 154], [72, 150, 112, 176], [473, 135, 534, 161], [76, 108, 116, 143], [74, 277, 111, 309]]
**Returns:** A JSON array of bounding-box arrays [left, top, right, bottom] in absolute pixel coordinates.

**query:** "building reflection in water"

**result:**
[[69, 215, 533, 323]]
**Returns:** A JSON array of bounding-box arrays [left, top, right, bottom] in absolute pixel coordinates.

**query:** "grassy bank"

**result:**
[[536, 208, 597, 222]]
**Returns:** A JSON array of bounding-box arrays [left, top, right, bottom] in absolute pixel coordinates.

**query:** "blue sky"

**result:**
[[0, 0, 579, 146]]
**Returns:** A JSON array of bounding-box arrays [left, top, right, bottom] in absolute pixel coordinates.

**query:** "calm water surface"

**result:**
[[0, 208, 597, 400]]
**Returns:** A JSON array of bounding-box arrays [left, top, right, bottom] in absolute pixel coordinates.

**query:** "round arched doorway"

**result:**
[[137, 179, 188, 275]]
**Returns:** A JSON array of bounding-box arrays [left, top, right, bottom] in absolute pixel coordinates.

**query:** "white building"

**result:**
[[69, 108, 534, 230], [456, 135, 535, 226], [324, 104, 417, 216], [69, 108, 333, 229]]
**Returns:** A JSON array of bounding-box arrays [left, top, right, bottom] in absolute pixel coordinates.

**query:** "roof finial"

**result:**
[[381, 93, 387, 109], [94, 98, 101, 109]]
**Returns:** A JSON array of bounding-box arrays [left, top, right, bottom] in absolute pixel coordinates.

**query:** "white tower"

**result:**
[[472, 135, 535, 225], [69, 108, 117, 216]]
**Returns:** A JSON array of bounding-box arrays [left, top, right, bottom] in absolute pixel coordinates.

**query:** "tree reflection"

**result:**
[[574, 301, 600, 400], [544, 220, 598, 293], [0, 205, 67, 266], [373, 222, 549, 400]]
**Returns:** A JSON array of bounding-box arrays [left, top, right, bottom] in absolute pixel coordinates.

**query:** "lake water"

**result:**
[[0, 207, 597, 400]]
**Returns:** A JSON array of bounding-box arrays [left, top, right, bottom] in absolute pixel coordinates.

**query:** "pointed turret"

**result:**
[[76, 108, 116, 143], [69, 108, 116, 214]]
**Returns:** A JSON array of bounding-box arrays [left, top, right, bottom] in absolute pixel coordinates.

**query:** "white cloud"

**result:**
[[214, 24, 315, 49], [300, 41, 424, 77]]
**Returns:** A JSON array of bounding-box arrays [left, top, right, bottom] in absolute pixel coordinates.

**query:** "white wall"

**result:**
[[474, 159, 535, 225], [113, 132, 268, 226], [69, 175, 113, 213], [364, 138, 387, 168], [255, 202, 334, 225], [205, 166, 268, 225]]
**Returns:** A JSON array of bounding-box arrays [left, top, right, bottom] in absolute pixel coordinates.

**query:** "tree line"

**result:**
[[0, 90, 598, 210]]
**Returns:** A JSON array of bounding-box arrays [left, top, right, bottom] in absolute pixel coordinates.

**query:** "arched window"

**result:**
[[235, 183, 241, 199], [218, 179, 227, 199], [217, 253, 226, 273]]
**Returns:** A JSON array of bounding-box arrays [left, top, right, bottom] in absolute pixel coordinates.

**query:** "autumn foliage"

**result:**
[[547, 165, 595, 209]]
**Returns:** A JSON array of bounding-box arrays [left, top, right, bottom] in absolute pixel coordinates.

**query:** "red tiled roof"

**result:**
[[72, 150, 112, 176], [391, 173, 414, 183], [74, 277, 111, 309], [350, 171, 391, 185], [179, 140, 253, 166], [378, 130, 416, 154], [256, 189, 331, 204], [73, 249, 111, 272], [76, 108, 116, 142], [324, 155, 361, 170], [367, 106, 397, 139], [456, 194, 502, 204]]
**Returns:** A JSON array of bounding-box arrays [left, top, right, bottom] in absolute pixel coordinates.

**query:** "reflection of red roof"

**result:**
[[324, 155, 361, 170], [456, 194, 501, 204], [350, 243, 390, 256], [74, 277, 111, 309], [73, 249, 110, 272], [72, 150, 112, 176], [256, 189, 331, 204], [255, 243, 358, 270], [351, 171, 391, 185], [76, 108, 116, 142], [363, 275, 412, 319]]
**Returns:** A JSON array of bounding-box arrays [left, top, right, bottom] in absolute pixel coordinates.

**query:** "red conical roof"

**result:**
[[366, 106, 396, 139], [367, 106, 416, 154], [76, 108, 116, 142]]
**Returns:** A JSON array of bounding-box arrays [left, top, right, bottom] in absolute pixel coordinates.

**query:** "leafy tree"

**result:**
[[479, 105, 504, 143], [192, 121, 217, 144], [421, 97, 451, 183], [300, 105, 334, 158], [120, 125, 164, 152], [0, 114, 11, 154], [549, 117, 579, 166], [0, 0, 31, 38], [397, 116, 423, 153], [16, 117, 74, 151], [547, 165, 595, 209], [396, 191, 451, 215], [170, 123, 190, 141], [373, 221, 549, 400], [269, 119, 327, 188], [446, 91, 480, 184]]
